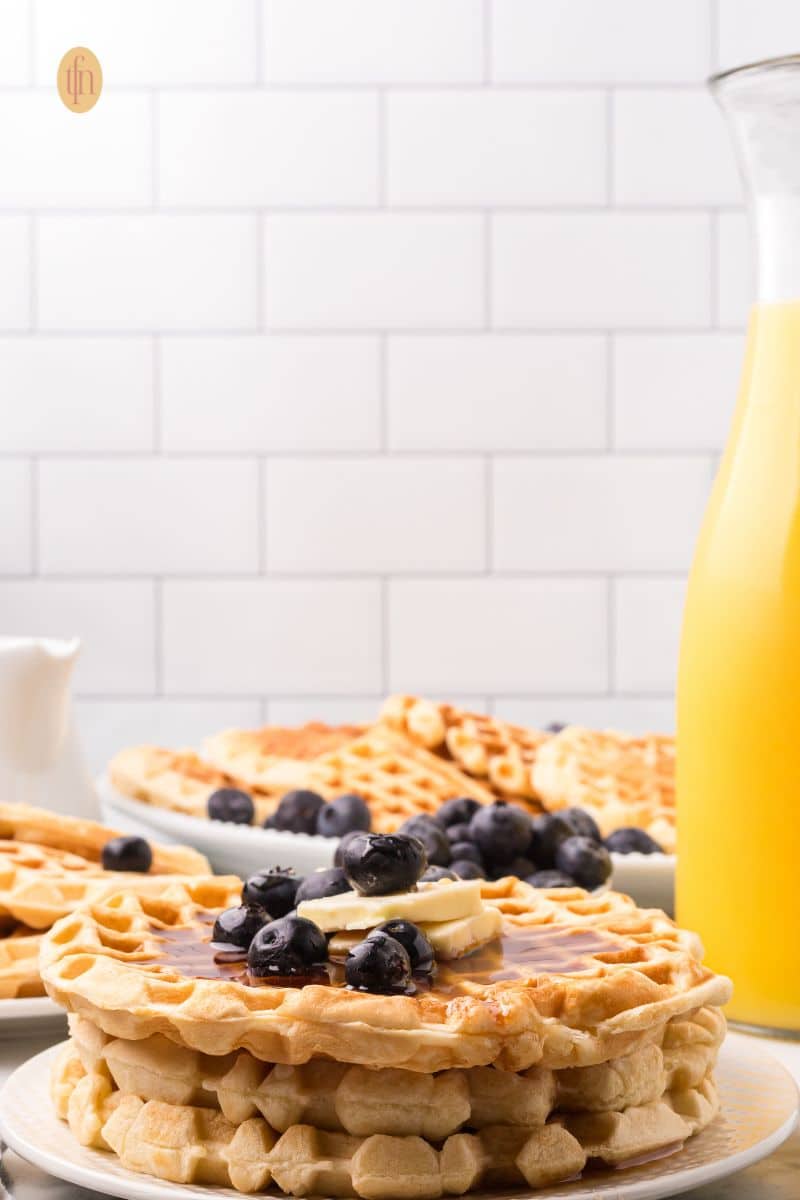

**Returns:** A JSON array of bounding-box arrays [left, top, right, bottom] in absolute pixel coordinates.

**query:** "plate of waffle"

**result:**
[[0, 800, 218, 1030], [1, 864, 795, 1200], [101, 699, 677, 910]]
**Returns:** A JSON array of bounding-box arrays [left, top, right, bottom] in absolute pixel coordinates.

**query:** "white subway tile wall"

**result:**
[[0, 0, 772, 773]]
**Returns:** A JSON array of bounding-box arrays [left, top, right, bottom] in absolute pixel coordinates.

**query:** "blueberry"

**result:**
[[248, 915, 328, 978], [448, 841, 483, 867], [469, 801, 532, 865], [505, 856, 536, 880], [555, 836, 612, 891], [529, 811, 579, 869], [371, 920, 434, 974], [295, 867, 351, 905], [269, 790, 326, 835], [605, 828, 664, 855], [345, 931, 412, 994], [526, 870, 576, 889], [530, 809, 603, 868], [560, 807, 602, 844], [420, 865, 459, 883], [343, 833, 427, 896], [334, 829, 363, 868], [212, 904, 269, 948], [101, 835, 152, 873], [545, 721, 567, 734], [207, 788, 254, 826], [450, 859, 485, 880], [242, 868, 298, 918], [435, 797, 481, 829], [316, 794, 371, 839], [445, 822, 473, 846], [398, 815, 450, 866]]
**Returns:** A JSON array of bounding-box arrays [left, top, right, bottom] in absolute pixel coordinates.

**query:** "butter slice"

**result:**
[[419, 906, 502, 959], [327, 905, 502, 961], [297, 879, 482, 932]]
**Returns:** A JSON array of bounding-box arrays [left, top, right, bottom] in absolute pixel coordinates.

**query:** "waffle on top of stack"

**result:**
[[110, 697, 677, 849], [0, 801, 218, 1000]]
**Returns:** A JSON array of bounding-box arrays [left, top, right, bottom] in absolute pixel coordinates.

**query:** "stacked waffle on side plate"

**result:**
[[41, 876, 730, 1197], [532, 727, 676, 853], [0, 802, 221, 1000], [108, 700, 677, 850]]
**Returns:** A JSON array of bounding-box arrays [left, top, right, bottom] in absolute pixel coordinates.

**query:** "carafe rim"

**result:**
[[710, 53, 800, 90]]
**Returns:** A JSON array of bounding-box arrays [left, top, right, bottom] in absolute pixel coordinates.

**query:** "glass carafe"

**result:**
[[677, 56, 800, 1035]]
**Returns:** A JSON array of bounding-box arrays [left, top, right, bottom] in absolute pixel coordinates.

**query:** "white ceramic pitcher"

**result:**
[[0, 637, 97, 817]]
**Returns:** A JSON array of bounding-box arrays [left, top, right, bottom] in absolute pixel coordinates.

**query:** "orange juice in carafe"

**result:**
[[677, 59, 800, 1034]]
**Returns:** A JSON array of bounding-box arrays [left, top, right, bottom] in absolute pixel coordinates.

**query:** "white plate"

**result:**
[[0, 996, 65, 1039], [0, 1040, 797, 1200], [610, 851, 675, 914], [98, 782, 336, 878], [100, 779, 675, 911]]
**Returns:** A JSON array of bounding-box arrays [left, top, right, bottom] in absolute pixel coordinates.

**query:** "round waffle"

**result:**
[[41, 879, 731, 1074], [532, 726, 676, 851]]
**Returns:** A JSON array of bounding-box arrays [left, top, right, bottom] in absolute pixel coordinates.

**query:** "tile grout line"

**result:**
[[152, 336, 162, 451], [258, 457, 268, 572], [254, 0, 264, 85], [0, 82, 721, 95], [28, 214, 37, 330], [27, 0, 36, 85], [151, 91, 159, 206], [153, 578, 163, 696], [377, 89, 387, 205], [484, 456, 493, 574], [607, 576, 616, 696], [73, 690, 677, 703], [256, 213, 266, 329], [380, 577, 390, 694], [1, 203, 744, 216], [709, 211, 718, 327], [483, 212, 492, 328], [606, 332, 615, 450], [29, 457, 38, 574], [378, 335, 388, 450], [0, 448, 728, 461], [708, 0, 720, 75], [605, 89, 615, 206], [482, 0, 492, 84]]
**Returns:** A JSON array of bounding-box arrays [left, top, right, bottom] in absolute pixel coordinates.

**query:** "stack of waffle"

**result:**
[[109, 697, 677, 848], [0, 801, 219, 1000], [42, 878, 730, 1197]]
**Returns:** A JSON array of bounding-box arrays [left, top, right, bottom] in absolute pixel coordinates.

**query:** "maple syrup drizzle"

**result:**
[[146, 914, 626, 994]]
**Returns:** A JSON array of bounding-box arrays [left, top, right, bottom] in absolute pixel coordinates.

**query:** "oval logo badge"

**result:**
[[57, 47, 103, 113]]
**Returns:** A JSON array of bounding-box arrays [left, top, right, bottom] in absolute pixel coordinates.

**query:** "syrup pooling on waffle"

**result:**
[[135, 907, 632, 998], [41, 879, 731, 1073]]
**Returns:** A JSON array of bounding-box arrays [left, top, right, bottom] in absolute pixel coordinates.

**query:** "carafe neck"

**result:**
[[714, 56, 800, 303]]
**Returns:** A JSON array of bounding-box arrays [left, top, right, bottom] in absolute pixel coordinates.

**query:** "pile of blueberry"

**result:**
[[394, 800, 662, 889], [208, 786, 372, 839], [211, 833, 435, 995], [366, 798, 616, 892], [209, 781, 664, 891]]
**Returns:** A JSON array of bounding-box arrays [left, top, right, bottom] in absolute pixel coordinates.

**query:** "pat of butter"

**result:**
[[297, 878, 483, 932], [419, 906, 502, 959]]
